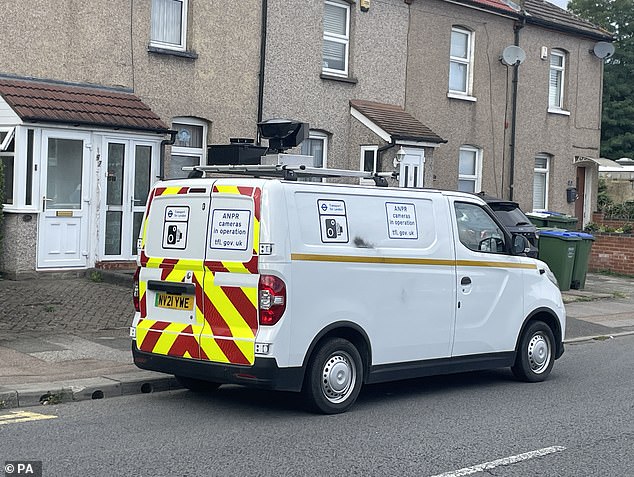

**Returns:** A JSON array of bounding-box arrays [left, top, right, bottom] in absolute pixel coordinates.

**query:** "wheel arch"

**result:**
[[516, 307, 564, 359], [301, 321, 372, 384]]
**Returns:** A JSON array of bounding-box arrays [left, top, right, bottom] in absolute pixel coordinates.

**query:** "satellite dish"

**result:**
[[500, 45, 526, 66], [592, 41, 615, 59]]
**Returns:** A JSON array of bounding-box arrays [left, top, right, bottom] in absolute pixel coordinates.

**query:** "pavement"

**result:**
[[1, 270, 634, 409]]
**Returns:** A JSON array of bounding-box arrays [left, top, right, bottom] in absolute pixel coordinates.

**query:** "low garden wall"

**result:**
[[587, 213, 634, 275]]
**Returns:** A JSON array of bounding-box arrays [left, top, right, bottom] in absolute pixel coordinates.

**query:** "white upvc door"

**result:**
[[102, 138, 158, 260], [399, 148, 425, 188], [37, 130, 92, 269]]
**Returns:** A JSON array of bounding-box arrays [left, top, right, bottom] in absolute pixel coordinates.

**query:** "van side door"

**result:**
[[450, 199, 529, 356]]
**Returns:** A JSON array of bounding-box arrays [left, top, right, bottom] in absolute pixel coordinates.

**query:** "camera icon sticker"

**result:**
[[162, 205, 190, 250], [320, 216, 348, 243], [162, 222, 188, 249]]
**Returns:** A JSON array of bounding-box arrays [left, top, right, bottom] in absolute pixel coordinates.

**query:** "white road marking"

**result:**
[[0, 411, 57, 425], [429, 446, 566, 477]]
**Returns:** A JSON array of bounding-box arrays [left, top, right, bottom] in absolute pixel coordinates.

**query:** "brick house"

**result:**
[[0, 0, 612, 278]]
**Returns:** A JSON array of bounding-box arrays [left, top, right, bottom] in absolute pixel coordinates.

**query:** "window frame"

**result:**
[[359, 145, 378, 185], [169, 117, 207, 179], [322, 0, 351, 77], [300, 130, 329, 169], [150, 0, 188, 52], [1, 126, 40, 212], [533, 154, 550, 211], [0, 127, 15, 151], [458, 145, 482, 193], [448, 26, 475, 98], [548, 49, 567, 113]]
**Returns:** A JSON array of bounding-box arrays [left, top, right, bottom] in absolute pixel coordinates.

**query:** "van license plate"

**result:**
[[155, 293, 194, 311]]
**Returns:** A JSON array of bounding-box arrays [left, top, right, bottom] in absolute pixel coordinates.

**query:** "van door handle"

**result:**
[[460, 277, 472, 286], [147, 280, 195, 295]]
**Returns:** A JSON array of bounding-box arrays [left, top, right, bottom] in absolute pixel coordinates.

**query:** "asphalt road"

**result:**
[[1, 336, 633, 477]]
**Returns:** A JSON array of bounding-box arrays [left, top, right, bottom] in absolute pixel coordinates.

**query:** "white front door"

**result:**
[[399, 148, 425, 188], [37, 131, 92, 269], [103, 139, 157, 260]]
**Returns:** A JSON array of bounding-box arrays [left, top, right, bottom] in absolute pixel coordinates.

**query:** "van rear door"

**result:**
[[136, 183, 212, 360], [198, 183, 261, 365]]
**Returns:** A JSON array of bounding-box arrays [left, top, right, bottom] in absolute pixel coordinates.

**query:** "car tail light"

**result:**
[[133, 266, 140, 312], [258, 275, 286, 326]]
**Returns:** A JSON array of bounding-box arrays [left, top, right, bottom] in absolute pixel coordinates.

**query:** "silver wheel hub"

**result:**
[[321, 352, 356, 403], [528, 333, 551, 374]]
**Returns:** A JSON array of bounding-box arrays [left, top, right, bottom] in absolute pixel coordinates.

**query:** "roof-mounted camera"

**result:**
[[258, 119, 309, 153]]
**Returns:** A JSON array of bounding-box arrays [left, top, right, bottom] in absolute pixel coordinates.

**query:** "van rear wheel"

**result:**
[[175, 375, 221, 392], [512, 321, 555, 382], [303, 338, 363, 414]]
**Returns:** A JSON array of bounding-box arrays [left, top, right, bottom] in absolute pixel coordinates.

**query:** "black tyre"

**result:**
[[175, 375, 221, 392], [302, 338, 363, 414], [512, 321, 555, 382]]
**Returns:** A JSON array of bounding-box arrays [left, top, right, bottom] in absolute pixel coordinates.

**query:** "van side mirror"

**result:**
[[511, 234, 530, 255]]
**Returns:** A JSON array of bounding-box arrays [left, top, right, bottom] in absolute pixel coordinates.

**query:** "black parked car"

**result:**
[[477, 193, 539, 258]]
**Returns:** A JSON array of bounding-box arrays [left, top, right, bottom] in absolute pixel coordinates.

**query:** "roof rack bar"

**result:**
[[183, 164, 395, 185]]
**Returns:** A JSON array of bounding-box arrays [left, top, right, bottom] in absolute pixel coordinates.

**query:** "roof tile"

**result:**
[[350, 99, 445, 144], [0, 76, 169, 133]]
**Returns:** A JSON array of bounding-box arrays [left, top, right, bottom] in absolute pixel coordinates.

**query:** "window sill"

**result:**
[[320, 73, 358, 85], [148, 45, 198, 60], [1, 206, 39, 214], [447, 92, 477, 102], [547, 108, 571, 116]]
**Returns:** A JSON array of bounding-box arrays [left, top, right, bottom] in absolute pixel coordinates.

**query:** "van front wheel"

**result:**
[[303, 338, 363, 414], [512, 321, 555, 382]]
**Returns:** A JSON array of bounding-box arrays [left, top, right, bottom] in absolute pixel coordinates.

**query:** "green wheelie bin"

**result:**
[[537, 229, 581, 291], [567, 231, 595, 290], [545, 214, 578, 230], [527, 212, 578, 229]]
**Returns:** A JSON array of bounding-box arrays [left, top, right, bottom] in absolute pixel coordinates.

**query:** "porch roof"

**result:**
[[350, 99, 446, 145], [0, 76, 170, 134]]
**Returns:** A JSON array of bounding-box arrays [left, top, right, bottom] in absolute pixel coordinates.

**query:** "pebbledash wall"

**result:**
[[588, 213, 634, 275]]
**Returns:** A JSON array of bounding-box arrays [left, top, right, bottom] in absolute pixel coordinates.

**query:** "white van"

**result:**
[[131, 166, 565, 414]]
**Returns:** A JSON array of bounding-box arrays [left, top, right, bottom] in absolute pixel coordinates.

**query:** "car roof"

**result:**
[[475, 192, 520, 208]]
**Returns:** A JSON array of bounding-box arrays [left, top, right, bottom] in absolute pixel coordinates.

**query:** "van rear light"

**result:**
[[258, 275, 286, 326], [133, 266, 140, 312]]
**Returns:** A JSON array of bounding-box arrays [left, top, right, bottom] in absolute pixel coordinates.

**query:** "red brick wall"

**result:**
[[591, 212, 632, 230], [588, 233, 634, 275]]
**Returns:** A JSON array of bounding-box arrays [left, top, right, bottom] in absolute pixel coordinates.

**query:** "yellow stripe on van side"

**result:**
[[291, 253, 537, 270], [455, 259, 537, 269]]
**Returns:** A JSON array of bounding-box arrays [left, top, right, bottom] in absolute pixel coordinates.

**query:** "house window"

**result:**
[[300, 131, 328, 168], [533, 154, 550, 211], [359, 145, 378, 184], [0, 127, 15, 205], [323, 0, 350, 77], [449, 27, 474, 97], [150, 0, 188, 51], [458, 146, 482, 193], [549, 49, 566, 111], [168, 118, 206, 179]]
